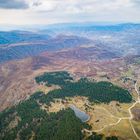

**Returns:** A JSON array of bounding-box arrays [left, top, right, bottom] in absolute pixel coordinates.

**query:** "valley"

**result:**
[[0, 23, 140, 140]]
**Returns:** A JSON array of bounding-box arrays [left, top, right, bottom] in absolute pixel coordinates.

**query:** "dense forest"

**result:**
[[0, 71, 130, 140], [36, 71, 132, 103], [87, 134, 118, 140], [0, 94, 86, 140], [35, 71, 73, 86], [0, 91, 118, 140]]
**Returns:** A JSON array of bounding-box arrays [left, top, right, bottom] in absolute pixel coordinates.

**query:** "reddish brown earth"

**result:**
[[0, 47, 139, 111]]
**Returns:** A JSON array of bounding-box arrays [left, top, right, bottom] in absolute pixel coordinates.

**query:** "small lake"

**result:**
[[70, 104, 90, 122]]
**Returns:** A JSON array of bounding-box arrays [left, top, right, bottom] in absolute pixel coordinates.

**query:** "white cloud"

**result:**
[[30, 0, 135, 13], [0, 0, 139, 25]]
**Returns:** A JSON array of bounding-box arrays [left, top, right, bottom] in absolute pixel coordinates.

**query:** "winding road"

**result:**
[[84, 81, 140, 140]]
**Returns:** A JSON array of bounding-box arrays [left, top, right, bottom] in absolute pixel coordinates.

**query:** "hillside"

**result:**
[[35, 71, 132, 104], [0, 23, 140, 140], [0, 33, 91, 63], [0, 71, 127, 140], [0, 24, 140, 63]]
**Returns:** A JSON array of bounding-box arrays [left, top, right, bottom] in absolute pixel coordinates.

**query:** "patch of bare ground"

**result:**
[[47, 96, 88, 113], [38, 84, 60, 94], [0, 48, 139, 114], [0, 58, 39, 111], [8, 115, 21, 129], [48, 100, 66, 113]]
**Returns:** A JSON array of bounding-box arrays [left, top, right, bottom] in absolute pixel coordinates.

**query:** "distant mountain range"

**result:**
[[0, 23, 140, 63], [0, 33, 91, 63], [0, 30, 50, 45]]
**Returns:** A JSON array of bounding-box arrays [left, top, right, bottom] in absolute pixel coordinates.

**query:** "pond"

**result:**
[[70, 104, 90, 122]]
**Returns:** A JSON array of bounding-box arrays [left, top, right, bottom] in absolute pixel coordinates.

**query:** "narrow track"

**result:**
[[83, 81, 140, 139]]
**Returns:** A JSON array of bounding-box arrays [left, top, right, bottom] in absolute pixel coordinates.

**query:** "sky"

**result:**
[[0, 0, 140, 25]]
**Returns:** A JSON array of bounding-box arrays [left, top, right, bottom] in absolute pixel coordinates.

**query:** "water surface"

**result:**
[[70, 104, 90, 122]]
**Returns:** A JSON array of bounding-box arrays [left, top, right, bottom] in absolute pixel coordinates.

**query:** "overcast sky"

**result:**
[[0, 0, 140, 25]]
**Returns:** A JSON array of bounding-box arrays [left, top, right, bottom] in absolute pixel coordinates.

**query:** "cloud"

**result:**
[[0, 0, 139, 25], [32, 0, 135, 13], [0, 0, 29, 9], [32, 2, 42, 7]]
